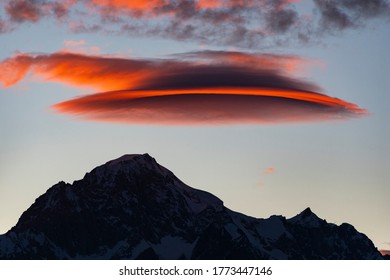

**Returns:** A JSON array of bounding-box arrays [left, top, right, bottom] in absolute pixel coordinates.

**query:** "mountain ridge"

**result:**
[[0, 153, 383, 259]]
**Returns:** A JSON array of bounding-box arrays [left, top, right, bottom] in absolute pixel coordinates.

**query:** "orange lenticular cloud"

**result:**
[[0, 51, 315, 90], [0, 50, 367, 125], [52, 88, 366, 125], [52, 87, 363, 111], [0, 52, 173, 90]]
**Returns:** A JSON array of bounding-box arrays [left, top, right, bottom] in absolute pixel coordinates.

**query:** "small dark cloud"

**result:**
[[50, 1, 69, 20], [314, 0, 390, 32], [5, 0, 42, 23], [3, 0, 72, 23], [265, 2, 299, 34], [0, 17, 10, 33]]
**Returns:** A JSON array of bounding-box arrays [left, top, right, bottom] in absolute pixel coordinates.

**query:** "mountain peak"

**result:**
[[300, 207, 314, 218], [106, 153, 152, 166], [288, 207, 324, 227], [81, 153, 172, 189], [0, 155, 383, 260]]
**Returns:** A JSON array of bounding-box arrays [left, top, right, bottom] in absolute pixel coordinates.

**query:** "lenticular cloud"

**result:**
[[0, 50, 367, 125]]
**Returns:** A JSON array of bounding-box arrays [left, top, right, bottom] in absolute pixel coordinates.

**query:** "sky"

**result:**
[[0, 0, 389, 254]]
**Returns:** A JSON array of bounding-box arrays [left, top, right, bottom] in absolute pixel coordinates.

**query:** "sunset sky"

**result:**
[[0, 0, 389, 254]]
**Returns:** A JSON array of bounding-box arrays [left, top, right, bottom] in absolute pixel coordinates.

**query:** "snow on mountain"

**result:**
[[0, 154, 383, 259], [288, 207, 325, 227]]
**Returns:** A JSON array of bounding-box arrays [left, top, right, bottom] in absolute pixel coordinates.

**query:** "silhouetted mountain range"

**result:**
[[0, 154, 383, 259]]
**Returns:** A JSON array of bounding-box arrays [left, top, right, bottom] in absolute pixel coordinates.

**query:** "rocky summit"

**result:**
[[0, 154, 383, 259]]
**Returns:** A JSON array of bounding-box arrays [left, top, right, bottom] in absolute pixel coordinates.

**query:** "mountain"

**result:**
[[0, 154, 383, 259]]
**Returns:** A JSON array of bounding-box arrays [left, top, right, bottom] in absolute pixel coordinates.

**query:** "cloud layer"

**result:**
[[0, 50, 367, 125], [1, 0, 390, 48]]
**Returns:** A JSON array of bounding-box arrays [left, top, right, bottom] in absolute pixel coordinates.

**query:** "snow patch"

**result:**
[[0, 235, 15, 254], [107, 154, 143, 167], [269, 248, 288, 259], [175, 182, 223, 214], [289, 208, 323, 227], [131, 239, 150, 258], [153, 236, 195, 259], [224, 223, 241, 239], [256, 216, 287, 241], [65, 188, 77, 202]]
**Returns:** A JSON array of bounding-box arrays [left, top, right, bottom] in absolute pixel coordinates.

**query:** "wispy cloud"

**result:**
[[0, 50, 367, 125], [171, 50, 324, 75], [1, 0, 389, 48], [63, 39, 101, 54], [263, 167, 276, 175], [0, 16, 10, 33]]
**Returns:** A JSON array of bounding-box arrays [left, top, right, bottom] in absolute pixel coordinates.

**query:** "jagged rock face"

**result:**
[[0, 154, 383, 259]]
